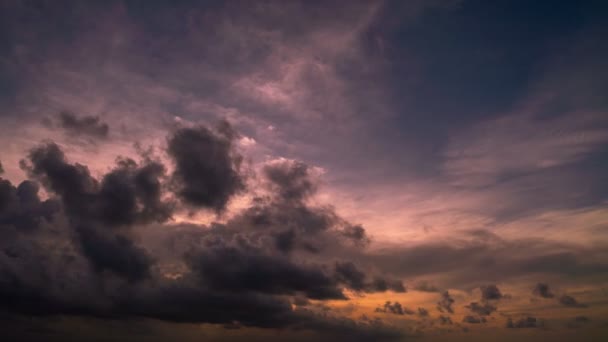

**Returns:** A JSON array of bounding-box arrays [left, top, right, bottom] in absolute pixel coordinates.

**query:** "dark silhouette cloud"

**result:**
[[559, 294, 587, 308], [0, 134, 407, 340], [480, 284, 503, 300], [375, 301, 414, 315], [22, 142, 172, 281], [465, 302, 496, 316], [533, 282, 555, 298], [463, 315, 486, 324], [418, 307, 429, 317], [507, 316, 540, 328], [57, 112, 109, 139], [264, 160, 317, 203], [25, 143, 172, 226], [0, 178, 59, 232], [334, 262, 404, 294], [437, 291, 455, 314], [188, 245, 346, 300], [438, 316, 453, 325], [167, 124, 244, 212]]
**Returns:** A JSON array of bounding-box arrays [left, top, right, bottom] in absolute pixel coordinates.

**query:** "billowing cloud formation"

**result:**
[[167, 123, 244, 212], [507, 317, 541, 329], [0, 178, 59, 232], [375, 301, 414, 315], [56, 112, 110, 139], [465, 302, 497, 316], [480, 284, 503, 300], [437, 291, 455, 314], [22, 142, 173, 282], [0, 124, 406, 340], [462, 315, 486, 324], [559, 295, 587, 308], [533, 283, 555, 298]]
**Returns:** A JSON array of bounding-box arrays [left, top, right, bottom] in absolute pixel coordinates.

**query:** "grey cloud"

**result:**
[[506, 317, 541, 328], [57, 112, 109, 139], [438, 316, 452, 325], [0, 178, 60, 232], [167, 124, 244, 212], [0, 139, 407, 341], [480, 284, 503, 300], [559, 295, 587, 308], [334, 261, 405, 294], [22, 142, 172, 281], [532, 282, 555, 298], [465, 302, 496, 316], [264, 160, 317, 203], [375, 301, 414, 315], [462, 315, 486, 324], [436, 291, 455, 314], [188, 245, 346, 300]]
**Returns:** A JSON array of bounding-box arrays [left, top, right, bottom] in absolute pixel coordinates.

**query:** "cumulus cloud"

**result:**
[[167, 123, 244, 212], [480, 284, 503, 300], [375, 301, 414, 315], [465, 302, 496, 316], [533, 283, 555, 298], [507, 317, 541, 329], [0, 123, 409, 340], [559, 295, 587, 308], [437, 291, 455, 314], [56, 112, 110, 139], [462, 315, 486, 324]]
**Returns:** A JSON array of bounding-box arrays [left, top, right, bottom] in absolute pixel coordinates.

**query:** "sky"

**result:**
[[1, 0, 607, 341]]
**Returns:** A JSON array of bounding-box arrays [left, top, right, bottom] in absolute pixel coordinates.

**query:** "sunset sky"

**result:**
[[1, 1, 607, 341]]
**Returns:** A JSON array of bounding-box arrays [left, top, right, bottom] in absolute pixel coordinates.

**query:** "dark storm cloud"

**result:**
[[480, 284, 503, 300], [76, 225, 152, 282], [340, 224, 370, 245], [418, 307, 429, 317], [375, 301, 414, 315], [506, 317, 540, 329], [533, 283, 555, 298], [264, 160, 317, 202], [24, 143, 172, 226], [559, 295, 588, 308], [0, 122, 409, 340], [22, 142, 172, 281], [438, 316, 452, 325], [188, 245, 346, 300], [167, 124, 244, 212], [437, 291, 455, 314], [0, 178, 59, 232], [465, 302, 496, 316], [57, 112, 109, 139], [462, 315, 486, 324], [334, 262, 405, 294]]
